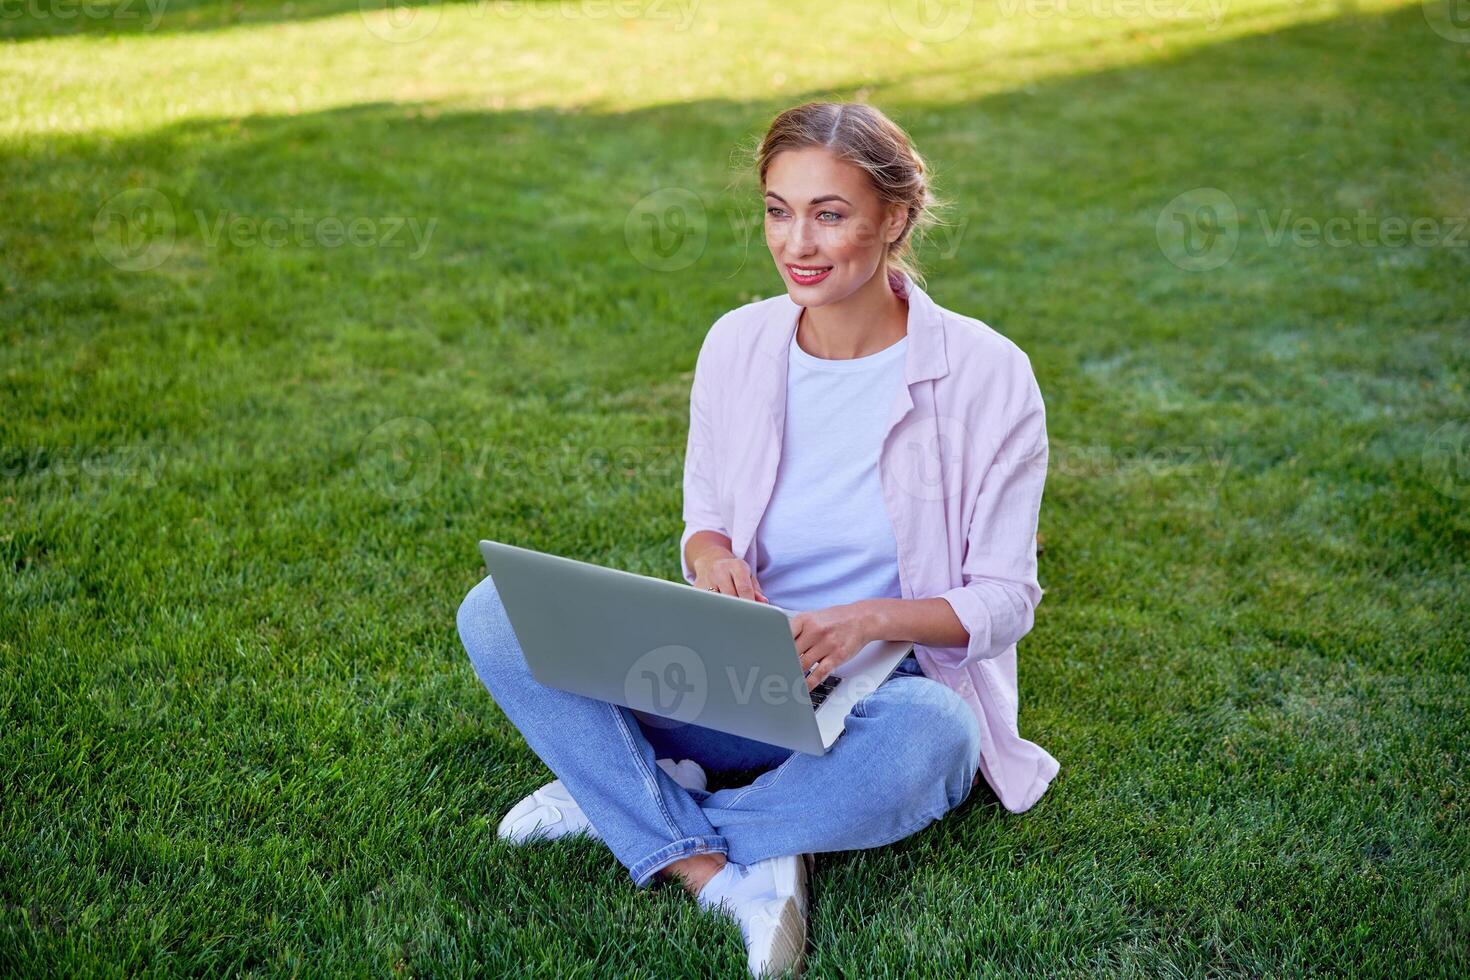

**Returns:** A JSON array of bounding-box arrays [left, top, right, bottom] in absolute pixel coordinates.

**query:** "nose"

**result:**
[[786, 217, 819, 258]]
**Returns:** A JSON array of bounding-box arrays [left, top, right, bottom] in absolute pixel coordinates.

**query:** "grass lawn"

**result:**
[[3, 0, 1467, 974]]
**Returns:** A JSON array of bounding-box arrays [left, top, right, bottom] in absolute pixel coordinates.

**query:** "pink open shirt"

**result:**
[[679, 270, 1059, 814]]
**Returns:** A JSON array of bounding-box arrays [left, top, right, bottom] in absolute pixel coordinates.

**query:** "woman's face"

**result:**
[[763, 146, 908, 303]]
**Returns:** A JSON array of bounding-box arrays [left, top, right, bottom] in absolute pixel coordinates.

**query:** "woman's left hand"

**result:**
[[790, 604, 871, 691]]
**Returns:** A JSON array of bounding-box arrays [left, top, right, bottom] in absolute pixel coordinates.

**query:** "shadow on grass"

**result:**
[[7, 4, 1462, 452]]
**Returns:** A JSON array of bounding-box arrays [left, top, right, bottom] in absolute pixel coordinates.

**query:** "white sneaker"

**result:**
[[497, 758, 707, 844], [696, 853, 810, 978]]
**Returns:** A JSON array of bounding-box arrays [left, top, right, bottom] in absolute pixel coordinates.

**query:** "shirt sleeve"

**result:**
[[679, 326, 731, 585], [934, 360, 1048, 667]]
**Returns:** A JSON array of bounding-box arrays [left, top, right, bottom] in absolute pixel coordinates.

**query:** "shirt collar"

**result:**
[[756, 269, 950, 385]]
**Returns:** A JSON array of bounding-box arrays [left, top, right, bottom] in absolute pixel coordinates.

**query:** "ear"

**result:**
[[885, 201, 909, 244]]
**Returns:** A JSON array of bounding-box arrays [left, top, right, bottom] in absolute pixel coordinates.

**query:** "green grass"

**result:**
[[3, 0, 1468, 975]]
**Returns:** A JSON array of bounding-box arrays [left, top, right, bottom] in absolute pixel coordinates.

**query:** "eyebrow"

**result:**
[[764, 192, 852, 206]]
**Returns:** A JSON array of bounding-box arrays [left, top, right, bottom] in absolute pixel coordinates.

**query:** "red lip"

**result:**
[[785, 264, 833, 285]]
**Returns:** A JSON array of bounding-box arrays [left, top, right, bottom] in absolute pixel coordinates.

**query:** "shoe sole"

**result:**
[[499, 824, 599, 844], [757, 895, 807, 978], [785, 853, 812, 921]]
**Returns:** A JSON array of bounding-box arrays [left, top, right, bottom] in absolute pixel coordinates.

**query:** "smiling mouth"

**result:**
[[786, 264, 833, 283]]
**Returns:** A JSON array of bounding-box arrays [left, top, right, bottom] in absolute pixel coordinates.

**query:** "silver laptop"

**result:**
[[478, 539, 914, 756]]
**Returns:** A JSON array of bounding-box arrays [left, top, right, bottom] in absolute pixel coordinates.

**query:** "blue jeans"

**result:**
[[456, 573, 983, 888]]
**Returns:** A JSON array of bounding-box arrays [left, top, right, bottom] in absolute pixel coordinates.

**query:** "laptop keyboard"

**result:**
[[808, 675, 844, 709]]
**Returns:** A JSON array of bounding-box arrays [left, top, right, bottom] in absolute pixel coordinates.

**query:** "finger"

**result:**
[[733, 570, 755, 602], [797, 640, 821, 673], [805, 659, 829, 691]]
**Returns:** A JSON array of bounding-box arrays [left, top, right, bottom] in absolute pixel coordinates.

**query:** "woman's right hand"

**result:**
[[694, 555, 768, 603]]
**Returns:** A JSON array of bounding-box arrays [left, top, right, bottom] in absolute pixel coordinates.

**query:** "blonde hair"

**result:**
[[745, 101, 947, 290]]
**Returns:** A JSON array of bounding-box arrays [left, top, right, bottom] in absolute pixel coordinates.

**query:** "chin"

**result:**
[[785, 271, 846, 303]]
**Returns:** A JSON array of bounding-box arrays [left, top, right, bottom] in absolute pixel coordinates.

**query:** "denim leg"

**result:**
[[456, 573, 729, 887], [638, 714, 793, 774], [636, 653, 928, 772], [682, 671, 984, 867]]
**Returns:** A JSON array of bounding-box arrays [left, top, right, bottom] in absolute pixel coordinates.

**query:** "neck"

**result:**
[[796, 265, 909, 360]]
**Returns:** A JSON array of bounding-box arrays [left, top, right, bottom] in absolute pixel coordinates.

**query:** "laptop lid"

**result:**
[[478, 539, 830, 755]]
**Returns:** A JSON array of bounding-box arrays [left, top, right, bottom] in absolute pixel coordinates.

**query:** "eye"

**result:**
[[819, 210, 843, 222], [765, 206, 787, 218]]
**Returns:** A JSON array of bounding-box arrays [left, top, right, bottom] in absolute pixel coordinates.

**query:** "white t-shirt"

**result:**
[[754, 327, 909, 612]]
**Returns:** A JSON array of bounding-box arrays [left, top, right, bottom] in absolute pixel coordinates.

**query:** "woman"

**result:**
[[457, 101, 1058, 977]]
